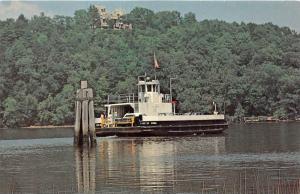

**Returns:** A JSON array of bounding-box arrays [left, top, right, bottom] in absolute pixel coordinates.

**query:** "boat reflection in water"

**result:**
[[74, 133, 300, 193], [93, 135, 226, 193]]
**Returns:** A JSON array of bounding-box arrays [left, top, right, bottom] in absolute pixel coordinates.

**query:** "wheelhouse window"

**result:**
[[147, 85, 152, 92]]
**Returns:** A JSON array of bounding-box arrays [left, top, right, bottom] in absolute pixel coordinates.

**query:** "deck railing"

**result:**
[[107, 93, 138, 104]]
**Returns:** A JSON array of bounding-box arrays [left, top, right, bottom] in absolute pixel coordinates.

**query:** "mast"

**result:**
[[153, 52, 160, 80]]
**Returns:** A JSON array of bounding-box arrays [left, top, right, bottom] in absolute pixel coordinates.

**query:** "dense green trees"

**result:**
[[0, 7, 299, 127]]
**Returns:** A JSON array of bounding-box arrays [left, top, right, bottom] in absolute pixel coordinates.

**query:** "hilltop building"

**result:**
[[94, 5, 132, 30]]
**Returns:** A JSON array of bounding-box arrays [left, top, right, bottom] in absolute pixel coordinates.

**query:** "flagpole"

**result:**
[[153, 52, 159, 80], [154, 52, 156, 80]]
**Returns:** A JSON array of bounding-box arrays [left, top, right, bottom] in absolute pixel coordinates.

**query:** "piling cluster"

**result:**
[[74, 81, 96, 146]]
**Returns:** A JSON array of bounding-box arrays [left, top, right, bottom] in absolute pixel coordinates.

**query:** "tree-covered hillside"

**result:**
[[0, 7, 300, 127]]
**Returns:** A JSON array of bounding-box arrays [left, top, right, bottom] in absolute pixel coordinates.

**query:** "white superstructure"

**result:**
[[101, 75, 224, 125], [137, 77, 173, 116]]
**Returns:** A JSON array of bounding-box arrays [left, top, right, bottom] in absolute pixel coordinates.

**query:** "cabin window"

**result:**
[[140, 85, 145, 92], [147, 85, 152, 92]]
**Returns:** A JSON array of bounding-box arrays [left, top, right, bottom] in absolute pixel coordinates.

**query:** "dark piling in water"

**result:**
[[74, 81, 96, 146]]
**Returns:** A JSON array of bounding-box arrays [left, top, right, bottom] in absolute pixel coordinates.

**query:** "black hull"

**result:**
[[96, 123, 228, 137]]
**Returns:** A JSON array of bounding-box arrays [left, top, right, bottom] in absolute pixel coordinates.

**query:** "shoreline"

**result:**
[[0, 125, 74, 130], [22, 125, 74, 129], [0, 125, 74, 129]]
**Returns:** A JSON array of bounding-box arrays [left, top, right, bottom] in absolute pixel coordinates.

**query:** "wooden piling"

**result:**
[[74, 90, 82, 144], [74, 81, 96, 146], [87, 88, 96, 145], [82, 98, 89, 144]]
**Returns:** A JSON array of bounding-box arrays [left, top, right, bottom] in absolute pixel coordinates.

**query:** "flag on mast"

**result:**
[[153, 52, 160, 69]]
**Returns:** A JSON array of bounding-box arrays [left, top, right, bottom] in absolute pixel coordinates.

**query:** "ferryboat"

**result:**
[[95, 75, 228, 136]]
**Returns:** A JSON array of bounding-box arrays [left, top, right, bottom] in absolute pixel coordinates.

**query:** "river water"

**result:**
[[0, 123, 300, 193]]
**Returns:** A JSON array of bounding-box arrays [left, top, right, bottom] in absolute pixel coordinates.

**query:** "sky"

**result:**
[[1, 1, 300, 32]]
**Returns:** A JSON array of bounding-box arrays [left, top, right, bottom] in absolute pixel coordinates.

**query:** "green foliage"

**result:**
[[126, 7, 154, 29], [88, 5, 101, 29], [152, 11, 181, 31], [2, 97, 18, 127], [234, 103, 245, 122], [183, 12, 197, 24], [0, 6, 300, 127], [2, 95, 38, 127]]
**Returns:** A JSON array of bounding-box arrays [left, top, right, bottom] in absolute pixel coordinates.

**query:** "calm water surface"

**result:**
[[0, 123, 300, 193]]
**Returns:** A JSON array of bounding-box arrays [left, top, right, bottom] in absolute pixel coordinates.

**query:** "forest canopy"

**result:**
[[0, 6, 300, 127]]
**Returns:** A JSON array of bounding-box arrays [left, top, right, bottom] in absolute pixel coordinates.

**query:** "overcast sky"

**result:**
[[1, 1, 300, 32]]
